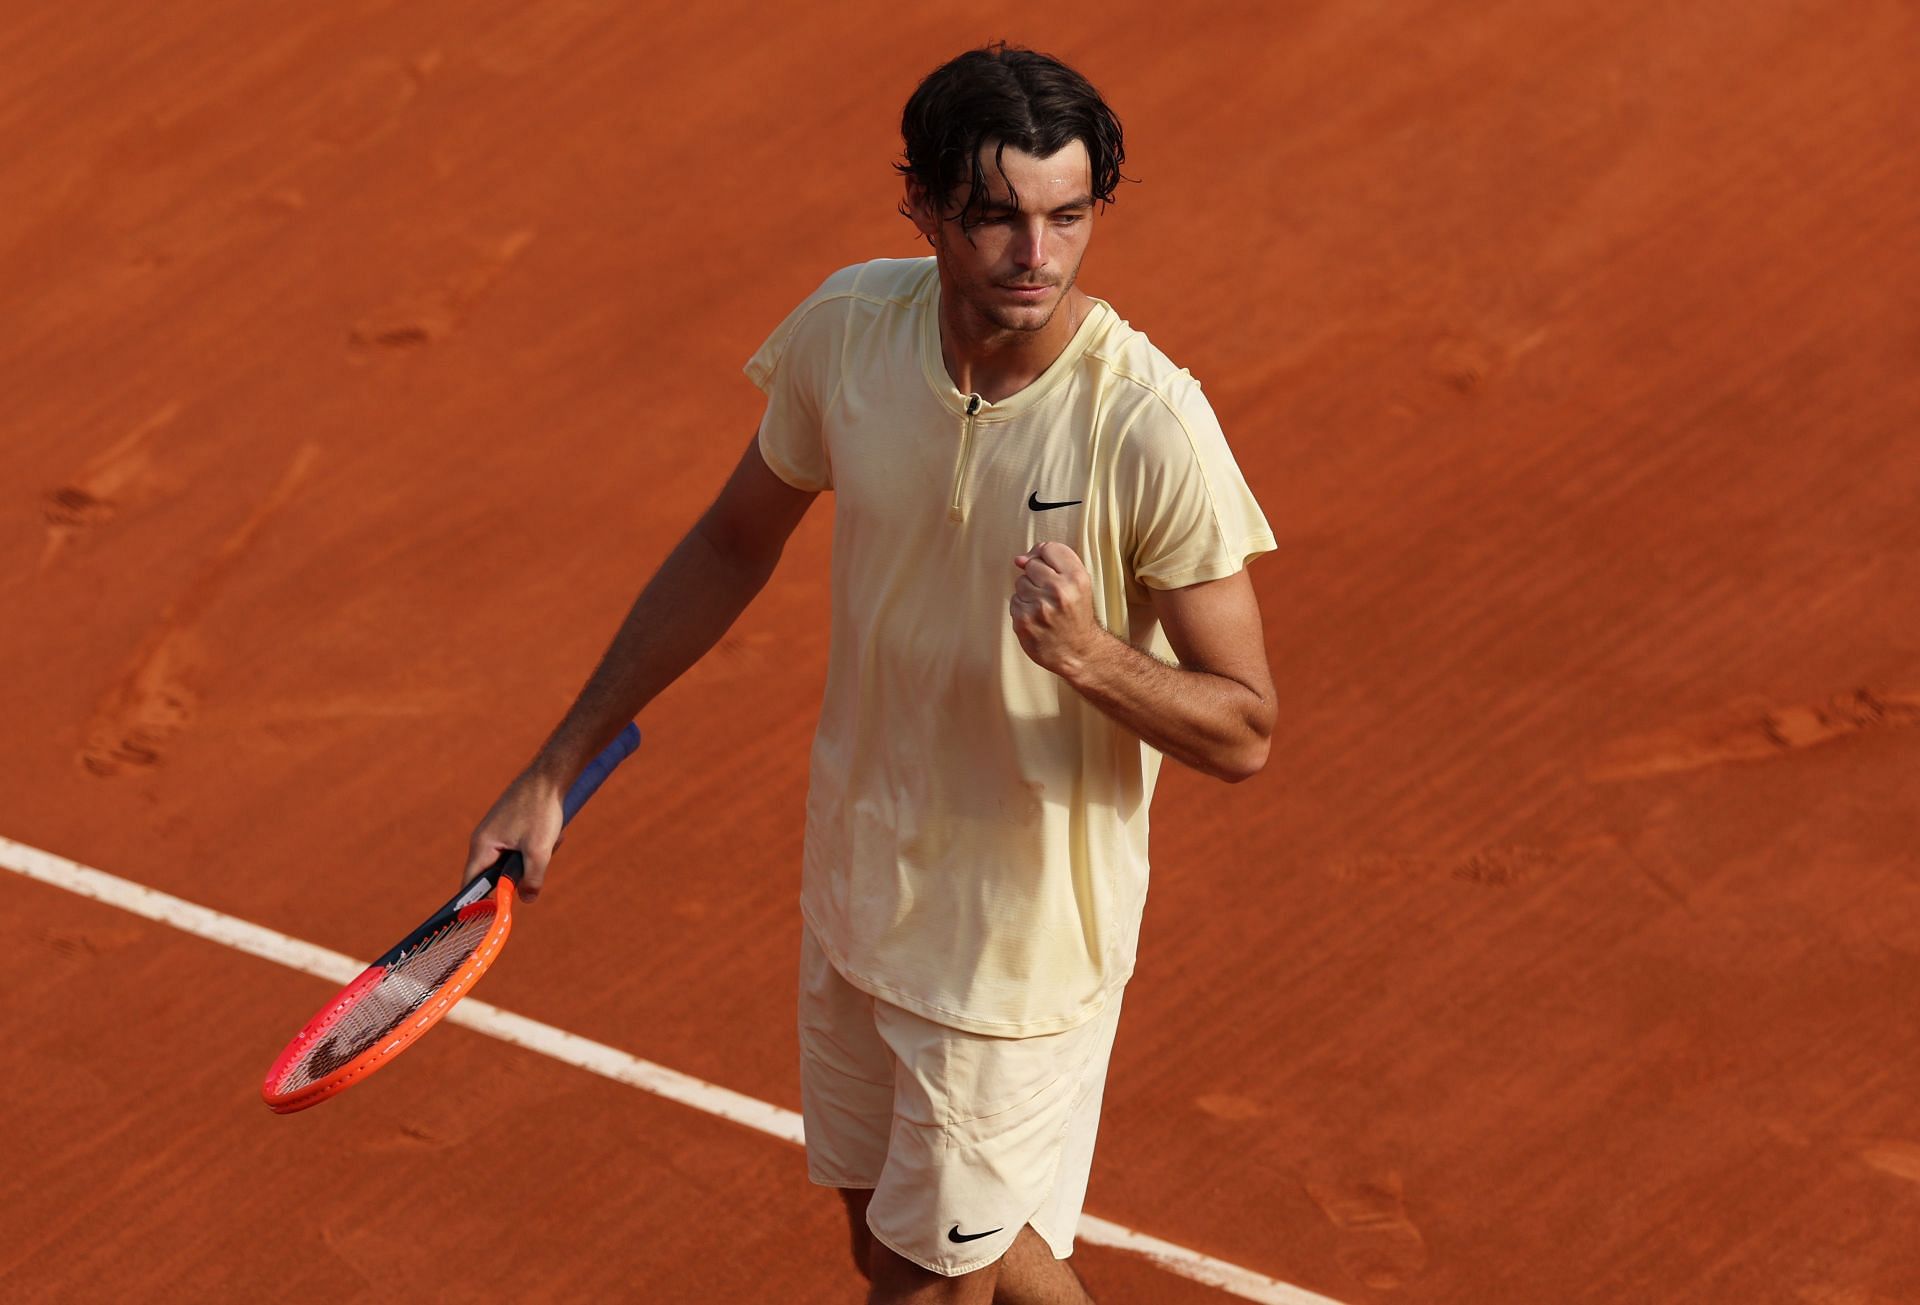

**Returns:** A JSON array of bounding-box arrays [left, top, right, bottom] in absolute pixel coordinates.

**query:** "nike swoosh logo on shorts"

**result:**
[[948, 1223, 1004, 1244]]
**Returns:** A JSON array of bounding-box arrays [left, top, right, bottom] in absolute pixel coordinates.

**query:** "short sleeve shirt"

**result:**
[[747, 257, 1274, 1035]]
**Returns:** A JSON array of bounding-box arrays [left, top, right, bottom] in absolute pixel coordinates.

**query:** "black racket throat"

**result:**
[[376, 851, 523, 969]]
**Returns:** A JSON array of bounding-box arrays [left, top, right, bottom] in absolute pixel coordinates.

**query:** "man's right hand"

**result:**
[[462, 768, 568, 902]]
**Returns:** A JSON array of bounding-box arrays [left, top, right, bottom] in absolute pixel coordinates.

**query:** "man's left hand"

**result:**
[[1011, 542, 1103, 677]]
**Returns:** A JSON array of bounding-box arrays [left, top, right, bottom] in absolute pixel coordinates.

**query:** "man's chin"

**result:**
[[983, 300, 1060, 333]]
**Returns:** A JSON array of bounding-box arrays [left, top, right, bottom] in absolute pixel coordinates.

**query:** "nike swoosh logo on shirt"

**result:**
[[1027, 492, 1082, 511], [948, 1224, 1004, 1244]]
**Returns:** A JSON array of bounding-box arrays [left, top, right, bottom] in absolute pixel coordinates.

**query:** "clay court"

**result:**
[[4, 2, 1917, 1301]]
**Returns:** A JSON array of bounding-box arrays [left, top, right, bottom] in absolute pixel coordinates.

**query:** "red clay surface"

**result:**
[[4, 2, 1918, 1301]]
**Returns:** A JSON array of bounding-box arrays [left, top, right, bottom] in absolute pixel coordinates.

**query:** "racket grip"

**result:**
[[561, 722, 641, 825]]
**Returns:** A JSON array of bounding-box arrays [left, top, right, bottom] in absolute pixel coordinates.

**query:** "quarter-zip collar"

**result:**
[[948, 391, 982, 522]]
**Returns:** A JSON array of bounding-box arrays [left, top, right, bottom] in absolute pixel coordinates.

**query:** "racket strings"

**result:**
[[276, 907, 498, 1094]]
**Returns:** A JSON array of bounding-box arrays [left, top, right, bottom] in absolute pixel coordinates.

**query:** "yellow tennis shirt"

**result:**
[[747, 257, 1275, 1036]]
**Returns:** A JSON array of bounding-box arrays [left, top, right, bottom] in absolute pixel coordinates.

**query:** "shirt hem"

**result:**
[[800, 903, 1130, 1038]]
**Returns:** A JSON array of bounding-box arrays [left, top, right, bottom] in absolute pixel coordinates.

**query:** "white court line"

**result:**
[[1, 834, 1344, 1305]]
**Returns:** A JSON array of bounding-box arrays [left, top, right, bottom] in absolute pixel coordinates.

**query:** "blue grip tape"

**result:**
[[562, 722, 641, 825]]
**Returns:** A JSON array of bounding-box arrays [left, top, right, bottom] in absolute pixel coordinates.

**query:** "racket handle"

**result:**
[[562, 721, 641, 825]]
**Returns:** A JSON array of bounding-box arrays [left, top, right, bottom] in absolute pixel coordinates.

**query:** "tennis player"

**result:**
[[465, 43, 1276, 1304]]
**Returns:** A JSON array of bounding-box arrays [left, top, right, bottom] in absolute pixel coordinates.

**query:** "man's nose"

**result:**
[[1012, 218, 1048, 269]]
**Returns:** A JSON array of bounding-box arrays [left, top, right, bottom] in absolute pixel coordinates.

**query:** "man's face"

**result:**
[[910, 138, 1095, 335]]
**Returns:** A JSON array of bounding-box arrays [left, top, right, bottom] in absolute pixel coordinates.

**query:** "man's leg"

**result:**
[[840, 1189, 876, 1282], [990, 1226, 1093, 1305], [866, 1236, 998, 1304]]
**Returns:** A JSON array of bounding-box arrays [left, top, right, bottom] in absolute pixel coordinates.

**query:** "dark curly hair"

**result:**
[[896, 43, 1128, 234]]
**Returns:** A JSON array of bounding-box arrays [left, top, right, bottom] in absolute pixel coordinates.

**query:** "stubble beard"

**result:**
[[974, 267, 1080, 335]]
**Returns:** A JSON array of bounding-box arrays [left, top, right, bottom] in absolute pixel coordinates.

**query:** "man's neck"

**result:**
[[938, 286, 1090, 405]]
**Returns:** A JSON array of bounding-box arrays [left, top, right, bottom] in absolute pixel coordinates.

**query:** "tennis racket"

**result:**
[[262, 722, 641, 1114]]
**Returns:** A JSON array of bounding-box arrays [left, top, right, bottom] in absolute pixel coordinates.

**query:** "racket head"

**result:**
[[261, 722, 640, 1114], [261, 866, 518, 1114]]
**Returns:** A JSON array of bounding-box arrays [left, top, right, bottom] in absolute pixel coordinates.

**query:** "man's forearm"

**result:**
[[1056, 632, 1273, 782], [527, 519, 779, 785]]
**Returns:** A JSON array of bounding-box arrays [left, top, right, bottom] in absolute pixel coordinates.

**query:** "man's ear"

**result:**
[[904, 178, 940, 246]]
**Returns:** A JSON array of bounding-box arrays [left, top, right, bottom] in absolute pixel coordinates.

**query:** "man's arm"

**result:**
[[1010, 542, 1274, 782], [463, 434, 817, 895]]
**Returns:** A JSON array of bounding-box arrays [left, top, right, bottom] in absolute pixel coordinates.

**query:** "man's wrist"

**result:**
[[526, 741, 585, 790], [1056, 627, 1124, 691]]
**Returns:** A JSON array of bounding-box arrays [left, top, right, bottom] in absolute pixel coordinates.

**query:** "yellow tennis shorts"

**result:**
[[797, 921, 1124, 1277]]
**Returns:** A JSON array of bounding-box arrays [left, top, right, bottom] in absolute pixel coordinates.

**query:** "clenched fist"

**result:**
[[1011, 541, 1102, 676]]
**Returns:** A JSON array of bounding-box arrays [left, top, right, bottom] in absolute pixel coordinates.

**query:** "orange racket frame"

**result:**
[[261, 878, 517, 1113]]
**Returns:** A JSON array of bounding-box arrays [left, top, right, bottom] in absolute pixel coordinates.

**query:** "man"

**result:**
[[464, 43, 1276, 1304]]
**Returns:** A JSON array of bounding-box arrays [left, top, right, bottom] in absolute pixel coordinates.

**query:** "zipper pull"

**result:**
[[966, 393, 981, 416]]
